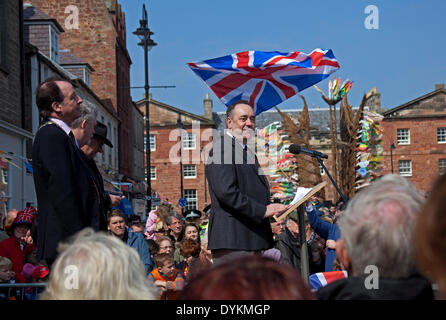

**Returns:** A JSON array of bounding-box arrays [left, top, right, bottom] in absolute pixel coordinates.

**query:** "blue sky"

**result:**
[[120, 0, 446, 115]]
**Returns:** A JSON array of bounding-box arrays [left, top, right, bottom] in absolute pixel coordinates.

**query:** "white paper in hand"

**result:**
[[289, 187, 313, 207]]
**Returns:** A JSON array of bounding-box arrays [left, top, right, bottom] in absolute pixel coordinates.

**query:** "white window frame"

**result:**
[[397, 128, 410, 145], [437, 128, 446, 144], [182, 133, 196, 150], [150, 134, 156, 151], [439, 159, 446, 175], [184, 189, 197, 210], [398, 160, 412, 177], [183, 164, 197, 179], [150, 166, 156, 180]]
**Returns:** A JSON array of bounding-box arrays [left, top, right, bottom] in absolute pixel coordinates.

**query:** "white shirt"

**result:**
[[225, 130, 247, 150], [49, 117, 79, 148]]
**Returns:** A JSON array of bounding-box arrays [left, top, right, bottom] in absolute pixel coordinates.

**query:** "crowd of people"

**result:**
[[0, 80, 445, 301]]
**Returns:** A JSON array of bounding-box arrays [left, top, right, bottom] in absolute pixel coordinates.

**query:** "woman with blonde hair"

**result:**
[[40, 228, 156, 300]]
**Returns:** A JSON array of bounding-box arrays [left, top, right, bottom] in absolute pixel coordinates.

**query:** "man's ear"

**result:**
[[226, 117, 232, 129], [336, 239, 352, 273], [80, 119, 87, 129], [51, 101, 62, 114]]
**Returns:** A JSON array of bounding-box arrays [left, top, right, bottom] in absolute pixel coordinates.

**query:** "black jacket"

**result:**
[[32, 121, 101, 260], [316, 274, 434, 300], [206, 134, 273, 251]]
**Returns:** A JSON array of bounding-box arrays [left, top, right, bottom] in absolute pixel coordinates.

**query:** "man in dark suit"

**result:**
[[32, 77, 101, 264], [205, 100, 288, 263], [80, 122, 122, 230]]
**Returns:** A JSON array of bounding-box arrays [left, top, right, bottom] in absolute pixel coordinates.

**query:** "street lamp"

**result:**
[[390, 143, 396, 174], [177, 115, 184, 215], [133, 4, 157, 213]]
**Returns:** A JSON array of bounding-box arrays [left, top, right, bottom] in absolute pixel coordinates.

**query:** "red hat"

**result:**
[[32, 266, 50, 279]]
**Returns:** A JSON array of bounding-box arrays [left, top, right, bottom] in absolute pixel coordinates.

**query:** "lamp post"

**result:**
[[133, 4, 157, 214], [390, 143, 396, 174], [177, 115, 184, 215]]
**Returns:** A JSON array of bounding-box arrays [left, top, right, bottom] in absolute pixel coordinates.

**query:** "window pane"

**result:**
[[397, 129, 410, 145], [184, 189, 197, 210], [439, 159, 446, 175], [150, 167, 156, 180], [437, 128, 446, 143], [182, 133, 196, 150], [150, 134, 156, 151], [398, 160, 412, 176], [183, 165, 196, 178]]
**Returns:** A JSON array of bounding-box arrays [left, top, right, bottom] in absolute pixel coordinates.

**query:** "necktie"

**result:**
[[69, 131, 76, 146]]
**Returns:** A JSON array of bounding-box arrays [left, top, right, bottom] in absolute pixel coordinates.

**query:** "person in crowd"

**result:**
[[0, 210, 37, 283], [274, 211, 310, 273], [270, 217, 286, 238], [414, 173, 446, 299], [0, 257, 14, 300], [0, 257, 14, 283], [166, 211, 184, 246], [80, 122, 122, 230], [199, 206, 210, 241], [156, 236, 174, 256], [183, 209, 202, 226], [145, 204, 172, 241], [305, 201, 341, 272], [107, 209, 153, 274], [205, 101, 288, 263], [317, 174, 434, 300], [309, 239, 326, 274], [40, 228, 156, 300], [179, 239, 202, 280], [181, 254, 314, 300], [0, 209, 19, 242], [183, 223, 200, 243], [127, 214, 145, 234], [148, 253, 184, 300], [145, 239, 159, 264], [70, 102, 97, 148], [32, 77, 103, 265], [153, 222, 168, 239]]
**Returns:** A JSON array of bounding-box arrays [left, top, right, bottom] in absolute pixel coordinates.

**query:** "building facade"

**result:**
[[382, 84, 446, 193], [135, 96, 215, 213]]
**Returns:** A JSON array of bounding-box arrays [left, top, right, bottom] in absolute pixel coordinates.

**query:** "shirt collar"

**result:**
[[226, 130, 247, 150], [49, 117, 71, 136]]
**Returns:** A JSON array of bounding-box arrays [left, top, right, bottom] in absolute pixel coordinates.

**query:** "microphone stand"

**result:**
[[316, 155, 349, 204]]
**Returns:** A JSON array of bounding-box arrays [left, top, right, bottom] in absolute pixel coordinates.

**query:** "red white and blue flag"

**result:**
[[309, 271, 348, 291], [188, 49, 340, 115]]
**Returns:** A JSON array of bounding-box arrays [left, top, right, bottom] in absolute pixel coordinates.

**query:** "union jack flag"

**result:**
[[16, 206, 37, 224], [188, 49, 340, 115]]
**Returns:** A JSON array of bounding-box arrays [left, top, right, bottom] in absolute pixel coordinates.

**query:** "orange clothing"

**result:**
[[148, 267, 184, 300]]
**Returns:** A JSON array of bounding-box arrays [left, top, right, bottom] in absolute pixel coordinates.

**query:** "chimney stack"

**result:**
[[435, 84, 445, 90], [203, 93, 213, 120]]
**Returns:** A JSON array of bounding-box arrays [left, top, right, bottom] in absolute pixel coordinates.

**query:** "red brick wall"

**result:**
[[382, 117, 446, 193], [149, 125, 212, 213]]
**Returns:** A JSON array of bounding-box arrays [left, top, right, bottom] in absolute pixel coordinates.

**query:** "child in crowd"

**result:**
[[148, 253, 184, 300], [0, 257, 15, 300]]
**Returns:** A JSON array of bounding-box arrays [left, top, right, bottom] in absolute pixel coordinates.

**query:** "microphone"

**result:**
[[288, 144, 328, 159]]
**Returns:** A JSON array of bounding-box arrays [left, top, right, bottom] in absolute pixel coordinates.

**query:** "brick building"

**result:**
[[382, 84, 446, 193], [27, 0, 140, 181], [135, 95, 215, 213]]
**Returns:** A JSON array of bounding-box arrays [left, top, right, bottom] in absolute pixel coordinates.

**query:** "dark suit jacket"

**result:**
[[205, 133, 273, 251], [32, 121, 101, 260]]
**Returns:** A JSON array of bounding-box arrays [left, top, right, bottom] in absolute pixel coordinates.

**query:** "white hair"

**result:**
[[40, 228, 156, 300], [338, 174, 425, 278], [71, 101, 97, 129]]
